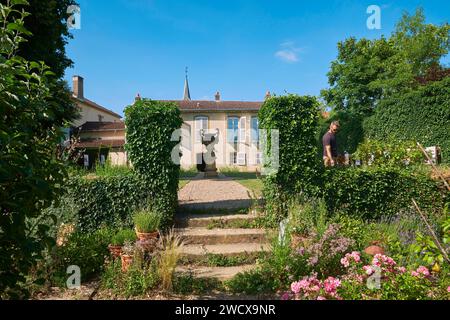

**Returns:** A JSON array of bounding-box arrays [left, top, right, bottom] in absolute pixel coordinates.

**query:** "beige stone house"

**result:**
[[71, 74, 266, 171], [70, 76, 126, 168]]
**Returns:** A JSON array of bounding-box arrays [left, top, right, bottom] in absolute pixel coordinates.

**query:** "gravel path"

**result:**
[[178, 174, 252, 211]]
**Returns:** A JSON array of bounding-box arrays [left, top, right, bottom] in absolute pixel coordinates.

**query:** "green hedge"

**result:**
[[124, 99, 183, 227], [318, 110, 365, 156], [55, 174, 149, 233], [322, 167, 447, 220], [364, 77, 450, 163], [259, 94, 321, 220]]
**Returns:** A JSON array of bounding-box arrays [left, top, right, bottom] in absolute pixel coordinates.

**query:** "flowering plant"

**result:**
[[283, 274, 342, 300]]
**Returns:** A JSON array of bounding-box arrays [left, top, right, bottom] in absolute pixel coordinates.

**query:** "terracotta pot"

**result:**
[[364, 245, 385, 256], [108, 244, 123, 258], [121, 254, 133, 272], [135, 230, 160, 242]]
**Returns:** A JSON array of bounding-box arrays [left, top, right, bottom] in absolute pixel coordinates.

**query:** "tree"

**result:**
[[0, 1, 76, 298], [321, 8, 450, 116]]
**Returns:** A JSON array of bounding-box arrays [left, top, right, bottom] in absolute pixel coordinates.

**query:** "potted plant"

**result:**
[[133, 210, 161, 241], [120, 241, 135, 272], [108, 229, 137, 258]]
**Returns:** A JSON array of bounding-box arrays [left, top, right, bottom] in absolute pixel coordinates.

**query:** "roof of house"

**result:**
[[161, 100, 263, 112], [72, 96, 122, 119], [76, 121, 125, 132], [75, 139, 125, 149]]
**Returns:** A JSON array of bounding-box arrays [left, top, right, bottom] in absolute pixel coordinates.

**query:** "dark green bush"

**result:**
[[364, 77, 450, 163], [318, 110, 365, 156], [60, 174, 149, 233], [124, 99, 183, 227], [322, 167, 447, 220], [46, 229, 113, 286], [259, 94, 322, 221]]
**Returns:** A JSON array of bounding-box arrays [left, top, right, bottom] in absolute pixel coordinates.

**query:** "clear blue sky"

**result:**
[[64, 0, 450, 116]]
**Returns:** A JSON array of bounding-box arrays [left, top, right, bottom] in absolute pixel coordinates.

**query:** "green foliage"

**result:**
[[259, 94, 321, 221], [412, 204, 450, 268], [125, 99, 183, 228], [322, 167, 446, 220], [353, 139, 424, 168], [0, 1, 77, 298], [46, 229, 113, 287], [110, 229, 137, 246], [133, 210, 161, 233], [287, 198, 329, 237], [322, 8, 450, 116], [173, 274, 222, 295], [226, 268, 276, 295], [364, 77, 450, 163], [54, 174, 150, 233], [101, 258, 160, 298], [318, 110, 364, 155]]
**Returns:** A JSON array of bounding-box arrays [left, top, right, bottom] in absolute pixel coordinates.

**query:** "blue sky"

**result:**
[[64, 0, 450, 116]]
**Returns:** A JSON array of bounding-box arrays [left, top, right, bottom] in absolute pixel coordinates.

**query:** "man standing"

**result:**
[[322, 121, 340, 167]]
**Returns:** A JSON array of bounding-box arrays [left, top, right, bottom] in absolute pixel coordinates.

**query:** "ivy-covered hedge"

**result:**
[[322, 167, 447, 220], [60, 174, 148, 232], [259, 94, 321, 220], [124, 99, 183, 228], [364, 77, 450, 163]]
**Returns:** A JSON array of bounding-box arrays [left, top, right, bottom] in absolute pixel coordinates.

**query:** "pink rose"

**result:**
[[291, 282, 301, 294], [447, 286, 450, 293], [411, 271, 419, 277], [416, 266, 430, 277], [317, 296, 327, 300]]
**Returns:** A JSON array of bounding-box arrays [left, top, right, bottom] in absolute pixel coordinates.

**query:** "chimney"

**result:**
[[72, 76, 84, 99], [265, 91, 271, 100], [215, 91, 221, 101]]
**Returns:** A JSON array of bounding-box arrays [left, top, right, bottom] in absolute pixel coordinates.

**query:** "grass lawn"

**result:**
[[219, 170, 263, 198]]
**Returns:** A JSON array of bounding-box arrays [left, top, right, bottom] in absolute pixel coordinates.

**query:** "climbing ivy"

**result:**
[[124, 99, 183, 227], [258, 94, 322, 221]]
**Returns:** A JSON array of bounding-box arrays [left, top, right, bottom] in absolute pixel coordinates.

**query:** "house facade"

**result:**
[[71, 74, 266, 171]]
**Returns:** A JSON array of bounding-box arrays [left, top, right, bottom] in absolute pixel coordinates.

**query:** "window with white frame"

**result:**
[[194, 116, 208, 142], [239, 117, 247, 143], [227, 117, 239, 144]]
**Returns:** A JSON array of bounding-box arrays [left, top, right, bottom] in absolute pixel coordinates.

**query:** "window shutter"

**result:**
[[237, 152, 246, 166], [239, 117, 246, 143]]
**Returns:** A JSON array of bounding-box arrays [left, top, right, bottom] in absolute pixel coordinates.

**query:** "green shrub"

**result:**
[[259, 94, 322, 221], [133, 210, 161, 233], [353, 139, 424, 168], [364, 76, 450, 163], [101, 258, 160, 298], [322, 167, 447, 220], [287, 198, 329, 237], [111, 229, 137, 246], [125, 99, 183, 228], [46, 229, 113, 286], [55, 174, 150, 233]]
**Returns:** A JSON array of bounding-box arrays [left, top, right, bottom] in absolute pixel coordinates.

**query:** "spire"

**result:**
[[183, 67, 191, 101]]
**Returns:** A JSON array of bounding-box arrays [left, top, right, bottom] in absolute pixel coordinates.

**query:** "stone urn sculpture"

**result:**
[[200, 128, 219, 178]]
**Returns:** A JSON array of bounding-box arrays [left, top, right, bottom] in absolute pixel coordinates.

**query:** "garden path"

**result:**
[[175, 173, 270, 282]]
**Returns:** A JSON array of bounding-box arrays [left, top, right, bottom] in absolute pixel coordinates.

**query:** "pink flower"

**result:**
[[317, 296, 327, 300], [291, 282, 301, 294], [363, 265, 374, 275], [411, 271, 419, 277], [351, 251, 361, 262], [281, 292, 290, 300], [416, 266, 430, 277], [397, 267, 406, 273], [324, 277, 341, 294], [340, 257, 350, 268], [447, 286, 450, 293]]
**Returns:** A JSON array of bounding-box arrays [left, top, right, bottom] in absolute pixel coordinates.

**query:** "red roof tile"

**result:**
[[161, 100, 263, 112]]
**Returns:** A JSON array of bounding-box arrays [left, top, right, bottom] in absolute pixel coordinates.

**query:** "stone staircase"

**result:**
[[175, 212, 270, 281]]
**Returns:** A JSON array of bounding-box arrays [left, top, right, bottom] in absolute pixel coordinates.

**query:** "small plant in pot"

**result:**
[[120, 241, 135, 272], [108, 229, 137, 258], [133, 209, 161, 242]]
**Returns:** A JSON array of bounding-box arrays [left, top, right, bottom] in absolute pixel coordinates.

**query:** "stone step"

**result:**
[[177, 228, 267, 245], [180, 243, 270, 263], [175, 213, 259, 228], [176, 265, 257, 281]]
